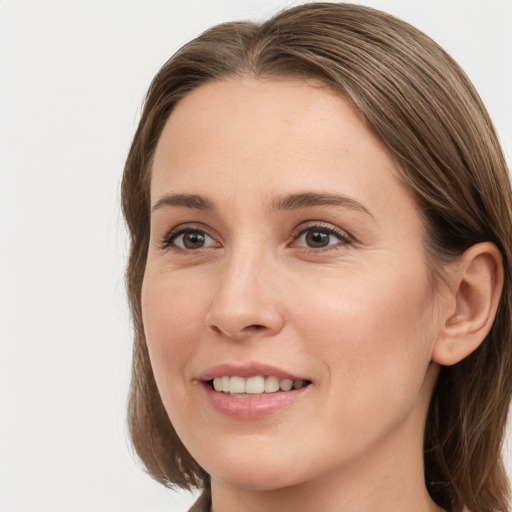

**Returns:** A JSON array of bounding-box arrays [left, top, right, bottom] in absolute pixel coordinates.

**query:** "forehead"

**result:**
[[150, 77, 413, 215]]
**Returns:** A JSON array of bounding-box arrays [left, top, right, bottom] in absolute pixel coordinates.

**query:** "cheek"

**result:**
[[300, 265, 437, 414], [141, 269, 208, 402]]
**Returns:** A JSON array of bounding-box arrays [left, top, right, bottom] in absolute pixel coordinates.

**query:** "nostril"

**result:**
[[210, 325, 223, 335], [208, 317, 277, 339], [244, 324, 266, 331], [208, 323, 265, 335]]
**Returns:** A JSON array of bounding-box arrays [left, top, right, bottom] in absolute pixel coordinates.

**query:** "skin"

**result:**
[[142, 77, 454, 512]]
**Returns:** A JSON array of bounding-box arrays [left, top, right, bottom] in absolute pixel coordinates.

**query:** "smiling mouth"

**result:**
[[209, 375, 312, 396]]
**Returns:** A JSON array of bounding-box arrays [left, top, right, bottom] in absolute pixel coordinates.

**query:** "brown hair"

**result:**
[[121, 3, 512, 511]]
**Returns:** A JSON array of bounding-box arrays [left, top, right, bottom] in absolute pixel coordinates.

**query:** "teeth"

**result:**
[[280, 379, 293, 391], [293, 380, 304, 389], [245, 376, 265, 394], [211, 375, 308, 395], [221, 376, 230, 392], [264, 375, 280, 393], [230, 376, 245, 394]]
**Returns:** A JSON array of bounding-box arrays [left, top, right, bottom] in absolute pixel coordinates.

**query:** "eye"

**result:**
[[293, 224, 351, 250], [163, 228, 219, 251]]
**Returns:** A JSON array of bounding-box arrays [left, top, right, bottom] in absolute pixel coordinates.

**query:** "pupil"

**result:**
[[306, 230, 329, 248], [183, 231, 205, 249]]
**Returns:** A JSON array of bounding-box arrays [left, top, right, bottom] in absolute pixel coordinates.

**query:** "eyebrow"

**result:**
[[151, 193, 215, 213], [151, 191, 372, 217], [270, 192, 373, 216]]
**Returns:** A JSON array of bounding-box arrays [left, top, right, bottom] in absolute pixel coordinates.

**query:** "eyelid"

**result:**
[[290, 221, 352, 249], [160, 223, 221, 251], [158, 221, 352, 252]]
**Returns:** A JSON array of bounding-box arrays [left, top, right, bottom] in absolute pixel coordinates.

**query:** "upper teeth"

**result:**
[[212, 375, 306, 395]]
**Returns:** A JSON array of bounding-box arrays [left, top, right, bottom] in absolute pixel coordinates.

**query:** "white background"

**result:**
[[0, 1, 511, 511]]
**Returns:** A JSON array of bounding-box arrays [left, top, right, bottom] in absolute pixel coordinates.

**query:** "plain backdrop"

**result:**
[[0, 1, 511, 511]]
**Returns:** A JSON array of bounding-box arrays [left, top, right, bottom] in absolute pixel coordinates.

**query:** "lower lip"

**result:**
[[200, 382, 310, 419]]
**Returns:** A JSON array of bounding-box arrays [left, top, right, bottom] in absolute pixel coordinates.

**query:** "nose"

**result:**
[[206, 246, 285, 341]]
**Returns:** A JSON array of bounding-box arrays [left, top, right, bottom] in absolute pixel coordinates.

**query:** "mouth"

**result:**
[[208, 375, 312, 396], [198, 363, 313, 418]]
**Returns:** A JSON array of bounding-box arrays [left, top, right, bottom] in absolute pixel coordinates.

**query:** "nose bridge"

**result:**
[[207, 238, 283, 339]]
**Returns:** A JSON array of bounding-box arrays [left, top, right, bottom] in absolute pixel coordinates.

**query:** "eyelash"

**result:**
[[292, 223, 352, 252], [160, 223, 352, 253], [160, 224, 218, 251]]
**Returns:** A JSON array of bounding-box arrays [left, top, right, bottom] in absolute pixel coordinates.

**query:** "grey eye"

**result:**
[[295, 227, 346, 249], [173, 230, 216, 249], [304, 230, 331, 248]]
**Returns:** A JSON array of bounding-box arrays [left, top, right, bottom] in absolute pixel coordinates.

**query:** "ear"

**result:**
[[432, 242, 504, 366]]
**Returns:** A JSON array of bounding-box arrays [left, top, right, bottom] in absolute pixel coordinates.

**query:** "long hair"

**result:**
[[121, 3, 512, 511]]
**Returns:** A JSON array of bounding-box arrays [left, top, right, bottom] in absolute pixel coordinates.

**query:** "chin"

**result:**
[[210, 464, 305, 492], [191, 436, 313, 491]]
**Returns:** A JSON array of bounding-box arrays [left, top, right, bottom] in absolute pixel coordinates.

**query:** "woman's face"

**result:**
[[143, 78, 444, 492]]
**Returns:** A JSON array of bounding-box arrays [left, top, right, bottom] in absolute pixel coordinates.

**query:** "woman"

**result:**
[[121, 3, 512, 511]]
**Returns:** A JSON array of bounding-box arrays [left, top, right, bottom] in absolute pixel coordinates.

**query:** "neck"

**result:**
[[211, 444, 444, 512]]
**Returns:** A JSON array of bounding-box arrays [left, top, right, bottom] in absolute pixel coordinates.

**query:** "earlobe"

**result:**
[[432, 242, 504, 366]]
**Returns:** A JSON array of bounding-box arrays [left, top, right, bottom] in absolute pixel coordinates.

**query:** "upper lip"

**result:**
[[198, 362, 310, 382]]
